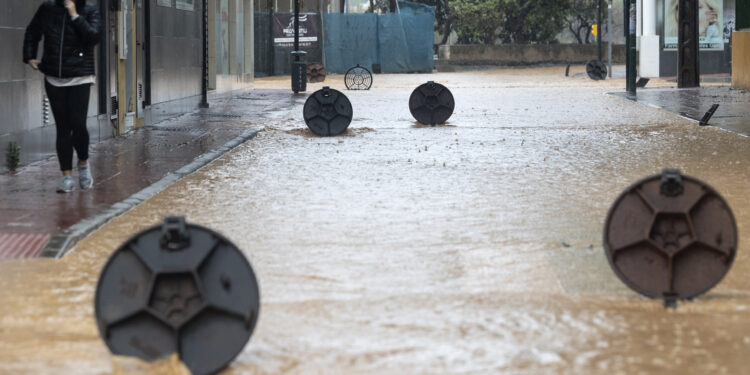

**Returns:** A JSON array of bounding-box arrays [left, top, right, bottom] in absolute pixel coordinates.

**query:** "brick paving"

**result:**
[[0, 89, 294, 260]]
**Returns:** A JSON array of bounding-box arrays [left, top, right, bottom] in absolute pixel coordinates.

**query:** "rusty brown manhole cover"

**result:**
[[603, 170, 738, 300], [307, 63, 326, 83]]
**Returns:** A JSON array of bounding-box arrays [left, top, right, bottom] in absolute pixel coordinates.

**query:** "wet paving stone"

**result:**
[[0, 89, 291, 259]]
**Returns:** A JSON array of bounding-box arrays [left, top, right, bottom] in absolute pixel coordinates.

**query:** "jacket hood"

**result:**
[[55, 0, 87, 7]]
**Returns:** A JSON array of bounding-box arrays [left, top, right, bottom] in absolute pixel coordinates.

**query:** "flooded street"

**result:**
[[1, 68, 749, 374]]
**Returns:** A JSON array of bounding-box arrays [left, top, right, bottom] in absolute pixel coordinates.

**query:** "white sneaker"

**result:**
[[79, 162, 93, 190], [57, 175, 75, 193]]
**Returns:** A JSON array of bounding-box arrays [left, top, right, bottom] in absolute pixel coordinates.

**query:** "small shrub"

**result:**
[[6, 141, 20, 172]]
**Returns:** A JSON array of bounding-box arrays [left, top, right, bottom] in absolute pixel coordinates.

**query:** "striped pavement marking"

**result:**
[[0, 233, 51, 259]]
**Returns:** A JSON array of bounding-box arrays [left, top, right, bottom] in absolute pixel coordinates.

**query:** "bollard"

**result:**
[[303, 86, 353, 136], [94, 217, 260, 375], [344, 64, 373, 90], [291, 51, 308, 93], [408, 81, 455, 125], [586, 60, 608, 81], [307, 62, 326, 83], [603, 170, 738, 305]]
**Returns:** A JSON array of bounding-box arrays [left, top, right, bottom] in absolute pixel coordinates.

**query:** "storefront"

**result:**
[[0, 0, 255, 171], [254, 0, 325, 76], [658, 0, 736, 76]]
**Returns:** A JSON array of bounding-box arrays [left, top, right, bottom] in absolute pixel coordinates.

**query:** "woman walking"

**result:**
[[23, 0, 100, 192]]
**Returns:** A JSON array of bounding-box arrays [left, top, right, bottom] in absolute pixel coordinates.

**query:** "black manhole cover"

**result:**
[[408, 81, 455, 125], [603, 170, 738, 300], [303, 86, 353, 136], [95, 217, 260, 375], [344, 64, 373, 90], [586, 60, 608, 81]]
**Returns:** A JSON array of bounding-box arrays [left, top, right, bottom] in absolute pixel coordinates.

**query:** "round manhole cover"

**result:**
[[586, 60, 608, 81], [94, 217, 260, 375], [344, 64, 373, 90], [603, 170, 738, 300], [408, 81, 455, 125], [303, 86, 353, 136], [307, 62, 326, 83]]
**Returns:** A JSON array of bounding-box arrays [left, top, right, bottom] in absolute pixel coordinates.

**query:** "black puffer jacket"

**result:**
[[23, 0, 101, 78]]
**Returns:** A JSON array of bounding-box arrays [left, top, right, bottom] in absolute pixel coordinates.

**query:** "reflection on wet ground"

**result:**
[[0, 68, 748, 374], [613, 86, 750, 137], [0, 90, 292, 258]]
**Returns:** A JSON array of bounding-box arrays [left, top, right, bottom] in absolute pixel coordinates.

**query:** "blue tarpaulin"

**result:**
[[323, 13, 380, 74], [323, 2, 435, 74]]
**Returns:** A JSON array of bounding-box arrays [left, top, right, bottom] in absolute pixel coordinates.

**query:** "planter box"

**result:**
[[732, 31, 750, 90], [438, 44, 626, 66]]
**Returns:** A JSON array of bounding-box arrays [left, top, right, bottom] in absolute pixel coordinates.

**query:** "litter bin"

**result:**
[[291, 51, 307, 93]]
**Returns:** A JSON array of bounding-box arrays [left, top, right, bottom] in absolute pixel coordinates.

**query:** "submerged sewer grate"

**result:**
[[151, 126, 206, 132], [191, 112, 243, 119]]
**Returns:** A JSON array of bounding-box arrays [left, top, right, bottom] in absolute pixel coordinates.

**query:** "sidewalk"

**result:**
[[611, 85, 750, 137], [0, 88, 296, 260]]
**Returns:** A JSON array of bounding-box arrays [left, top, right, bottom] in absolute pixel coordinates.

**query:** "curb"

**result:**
[[41, 128, 262, 259]]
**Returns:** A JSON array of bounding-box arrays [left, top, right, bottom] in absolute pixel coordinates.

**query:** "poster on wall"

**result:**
[[273, 13, 319, 48], [156, 0, 171, 7], [219, 0, 230, 74], [723, 4, 736, 40], [664, 0, 732, 50], [176, 0, 194, 11]]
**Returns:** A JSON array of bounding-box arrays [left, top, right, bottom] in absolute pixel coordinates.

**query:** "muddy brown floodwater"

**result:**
[[1, 67, 749, 374]]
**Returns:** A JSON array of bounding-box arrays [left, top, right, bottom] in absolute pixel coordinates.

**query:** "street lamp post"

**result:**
[[290, 0, 307, 93], [608, 0, 613, 77], [597, 0, 603, 61], [626, 0, 637, 96], [200, 0, 209, 108], [294, 0, 300, 52]]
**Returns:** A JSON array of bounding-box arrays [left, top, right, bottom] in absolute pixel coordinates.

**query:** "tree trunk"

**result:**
[[440, 20, 453, 45]]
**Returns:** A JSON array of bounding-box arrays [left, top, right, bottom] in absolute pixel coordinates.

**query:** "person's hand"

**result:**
[[28, 59, 40, 70], [64, 0, 78, 18]]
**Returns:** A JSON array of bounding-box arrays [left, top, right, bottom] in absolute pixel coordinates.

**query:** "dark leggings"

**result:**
[[45, 81, 91, 171]]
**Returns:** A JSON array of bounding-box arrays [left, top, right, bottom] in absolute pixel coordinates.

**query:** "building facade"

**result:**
[[0, 0, 254, 172], [638, 0, 737, 77]]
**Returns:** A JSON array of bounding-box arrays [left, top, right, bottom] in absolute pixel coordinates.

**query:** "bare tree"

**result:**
[[567, 0, 598, 44]]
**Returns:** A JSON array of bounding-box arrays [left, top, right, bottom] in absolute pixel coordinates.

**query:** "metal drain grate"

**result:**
[[191, 112, 243, 119], [151, 126, 206, 134]]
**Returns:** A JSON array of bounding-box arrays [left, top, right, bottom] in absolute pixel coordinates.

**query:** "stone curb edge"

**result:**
[[41, 127, 262, 259]]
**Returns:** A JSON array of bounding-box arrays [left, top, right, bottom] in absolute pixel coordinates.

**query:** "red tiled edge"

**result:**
[[0, 233, 51, 260]]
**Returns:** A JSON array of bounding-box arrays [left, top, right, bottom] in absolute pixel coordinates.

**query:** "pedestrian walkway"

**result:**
[[612, 85, 750, 137], [0, 89, 295, 260]]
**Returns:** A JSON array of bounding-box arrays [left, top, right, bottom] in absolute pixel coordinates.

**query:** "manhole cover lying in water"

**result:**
[[303, 86, 353, 136], [307, 62, 326, 83], [586, 60, 608, 81], [95, 217, 260, 375], [408, 81, 455, 125], [603, 170, 738, 301]]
